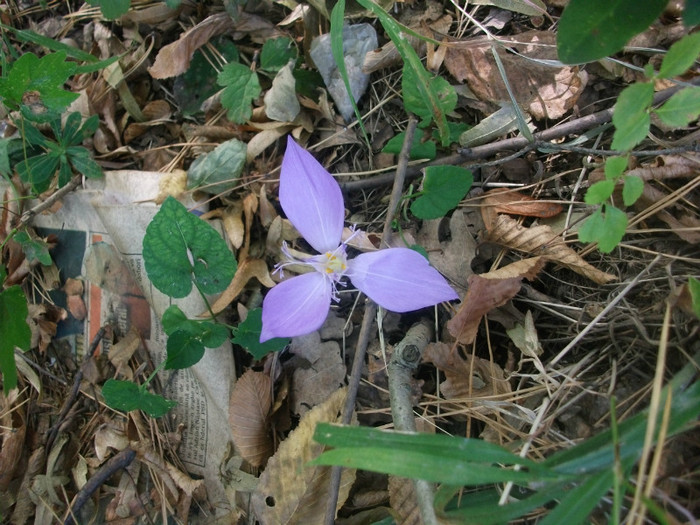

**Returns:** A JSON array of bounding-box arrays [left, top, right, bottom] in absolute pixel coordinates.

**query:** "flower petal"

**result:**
[[347, 248, 458, 312], [260, 272, 332, 342], [280, 137, 344, 253]]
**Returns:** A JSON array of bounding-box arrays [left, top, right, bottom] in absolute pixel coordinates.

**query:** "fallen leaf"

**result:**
[[388, 476, 420, 525], [480, 188, 563, 230], [485, 215, 617, 284], [94, 424, 129, 462], [209, 258, 276, 315], [0, 418, 26, 491], [107, 328, 141, 379], [446, 258, 544, 344], [445, 31, 587, 120], [228, 370, 274, 468], [251, 388, 356, 525]]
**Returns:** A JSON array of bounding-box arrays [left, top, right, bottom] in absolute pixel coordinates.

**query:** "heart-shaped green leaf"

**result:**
[[102, 379, 177, 417], [411, 166, 473, 220]]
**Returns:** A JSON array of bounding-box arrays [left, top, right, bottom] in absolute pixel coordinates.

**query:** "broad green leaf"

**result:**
[[557, 0, 667, 64], [654, 87, 700, 127], [14, 231, 52, 265], [200, 323, 229, 348], [0, 286, 31, 394], [470, 0, 546, 16], [218, 62, 261, 124], [578, 205, 627, 253], [187, 138, 246, 194], [622, 175, 644, 206], [685, 0, 700, 26], [411, 166, 473, 219], [16, 153, 60, 194], [355, 0, 453, 145], [583, 180, 615, 205], [688, 277, 700, 319], [611, 82, 654, 151], [86, 0, 131, 19], [102, 379, 177, 417], [0, 51, 78, 111], [381, 130, 436, 160], [161, 305, 190, 335], [232, 308, 289, 359], [658, 32, 700, 79], [165, 330, 206, 369], [260, 37, 297, 74], [604, 155, 627, 180], [312, 424, 565, 485], [142, 196, 236, 298], [67, 147, 103, 179]]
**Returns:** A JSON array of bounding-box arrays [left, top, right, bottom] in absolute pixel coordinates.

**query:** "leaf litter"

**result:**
[[0, 1, 699, 524]]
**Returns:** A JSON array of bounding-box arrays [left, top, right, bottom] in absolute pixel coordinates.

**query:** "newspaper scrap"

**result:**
[[29, 171, 236, 513]]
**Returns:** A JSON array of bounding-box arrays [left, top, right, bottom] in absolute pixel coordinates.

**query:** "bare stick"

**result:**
[[18, 176, 82, 228], [387, 320, 437, 525]]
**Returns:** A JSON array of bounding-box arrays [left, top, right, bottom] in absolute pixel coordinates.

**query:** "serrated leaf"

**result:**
[[557, 0, 667, 64], [411, 166, 473, 219], [0, 286, 31, 394], [578, 205, 627, 253], [622, 175, 644, 206], [604, 156, 627, 180], [654, 87, 700, 127], [142, 196, 236, 298], [102, 379, 177, 417], [14, 231, 52, 265], [381, 130, 436, 160], [232, 308, 289, 360], [658, 33, 700, 79], [0, 51, 78, 111], [611, 82, 654, 151], [218, 62, 261, 124], [688, 277, 700, 319], [187, 138, 246, 194], [584, 180, 615, 205], [260, 37, 297, 74], [165, 330, 206, 369]]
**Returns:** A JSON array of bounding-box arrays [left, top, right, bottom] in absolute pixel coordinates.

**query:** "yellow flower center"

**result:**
[[323, 251, 347, 275]]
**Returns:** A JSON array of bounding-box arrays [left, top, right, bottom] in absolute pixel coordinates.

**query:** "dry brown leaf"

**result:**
[[251, 388, 356, 525], [209, 258, 276, 315], [94, 424, 129, 462], [108, 328, 141, 379], [446, 258, 543, 344], [388, 476, 420, 525], [480, 188, 563, 230], [0, 419, 26, 491], [149, 13, 232, 79], [486, 215, 617, 284], [444, 31, 586, 120], [229, 370, 274, 468], [222, 201, 245, 249]]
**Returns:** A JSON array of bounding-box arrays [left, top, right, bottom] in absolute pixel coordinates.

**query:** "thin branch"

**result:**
[[18, 176, 82, 228]]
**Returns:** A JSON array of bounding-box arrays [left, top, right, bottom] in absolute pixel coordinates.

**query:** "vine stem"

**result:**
[[323, 118, 419, 524]]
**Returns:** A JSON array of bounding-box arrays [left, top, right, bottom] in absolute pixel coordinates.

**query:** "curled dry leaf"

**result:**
[[251, 388, 355, 525], [486, 215, 617, 284], [444, 31, 586, 120], [446, 257, 545, 344], [480, 188, 563, 231], [228, 370, 274, 468], [209, 258, 276, 315]]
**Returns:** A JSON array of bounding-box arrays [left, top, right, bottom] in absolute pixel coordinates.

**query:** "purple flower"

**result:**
[[260, 137, 458, 342]]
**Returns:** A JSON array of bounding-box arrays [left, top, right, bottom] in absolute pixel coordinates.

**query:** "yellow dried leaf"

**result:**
[[209, 258, 276, 315]]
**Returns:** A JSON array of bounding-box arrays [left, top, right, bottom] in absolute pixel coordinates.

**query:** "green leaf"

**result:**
[[232, 308, 289, 359], [653, 87, 700, 127], [16, 153, 61, 194], [578, 205, 628, 253], [218, 62, 261, 124], [67, 147, 103, 179], [260, 37, 297, 74], [86, 0, 131, 19], [312, 424, 565, 485], [622, 175, 644, 206], [658, 32, 700, 79], [381, 130, 436, 160], [471, 0, 546, 16], [557, 0, 667, 64], [604, 155, 627, 180], [187, 138, 246, 194], [434, 121, 470, 145], [200, 323, 230, 348], [165, 330, 206, 369], [161, 305, 190, 335], [142, 196, 237, 298], [102, 379, 177, 417], [688, 277, 700, 320], [411, 166, 473, 219], [0, 51, 78, 111], [0, 286, 31, 394], [0, 138, 10, 176], [611, 82, 654, 151], [14, 231, 52, 265], [685, 0, 700, 26], [539, 470, 614, 525], [584, 180, 615, 205]]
